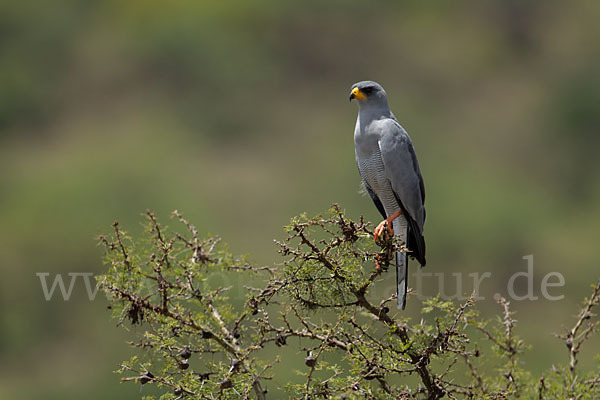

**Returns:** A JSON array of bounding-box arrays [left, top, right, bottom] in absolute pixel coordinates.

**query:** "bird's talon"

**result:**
[[374, 220, 394, 242]]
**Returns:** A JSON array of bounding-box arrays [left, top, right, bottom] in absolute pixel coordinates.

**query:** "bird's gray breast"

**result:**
[[357, 145, 399, 216]]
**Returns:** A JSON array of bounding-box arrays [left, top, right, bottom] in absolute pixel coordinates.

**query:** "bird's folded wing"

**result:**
[[377, 120, 426, 233]]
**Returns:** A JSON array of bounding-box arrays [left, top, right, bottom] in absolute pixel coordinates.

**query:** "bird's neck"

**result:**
[[358, 106, 394, 123]]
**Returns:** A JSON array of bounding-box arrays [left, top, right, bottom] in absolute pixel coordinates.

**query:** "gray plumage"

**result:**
[[350, 81, 426, 309]]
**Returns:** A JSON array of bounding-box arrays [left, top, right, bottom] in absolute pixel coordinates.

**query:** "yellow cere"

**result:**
[[352, 86, 366, 100]]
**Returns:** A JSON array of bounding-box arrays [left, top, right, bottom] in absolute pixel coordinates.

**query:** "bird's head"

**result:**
[[349, 81, 389, 109]]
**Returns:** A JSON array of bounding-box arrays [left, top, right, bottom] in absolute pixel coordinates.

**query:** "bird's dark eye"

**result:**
[[362, 86, 374, 95]]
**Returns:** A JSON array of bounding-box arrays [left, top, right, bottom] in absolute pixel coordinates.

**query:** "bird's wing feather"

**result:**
[[378, 120, 425, 230], [378, 120, 427, 266]]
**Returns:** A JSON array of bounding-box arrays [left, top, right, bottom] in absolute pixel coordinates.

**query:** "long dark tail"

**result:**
[[394, 218, 408, 309], [396, 253, 408, 309]]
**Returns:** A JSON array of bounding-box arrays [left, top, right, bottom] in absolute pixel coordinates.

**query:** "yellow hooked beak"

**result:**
[[349, 86, 367, 101]]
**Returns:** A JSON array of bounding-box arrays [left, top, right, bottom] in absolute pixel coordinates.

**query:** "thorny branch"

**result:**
[[557, 282, 600, 374], [98, 205, 600, 399]]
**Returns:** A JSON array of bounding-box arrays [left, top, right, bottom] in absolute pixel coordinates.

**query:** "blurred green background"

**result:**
[[1, 0, 600, 398]]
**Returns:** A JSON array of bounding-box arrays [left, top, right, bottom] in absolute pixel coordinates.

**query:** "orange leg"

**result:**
[[373, 210, 402, 242]]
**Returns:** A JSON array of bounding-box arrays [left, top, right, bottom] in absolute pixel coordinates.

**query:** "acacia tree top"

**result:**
[[98, 205, 600, 399]]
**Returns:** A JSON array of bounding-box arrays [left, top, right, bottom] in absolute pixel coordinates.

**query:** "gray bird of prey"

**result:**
[[350, 81, 426, 309]]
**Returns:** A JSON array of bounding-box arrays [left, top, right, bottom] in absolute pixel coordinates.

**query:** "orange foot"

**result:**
[[373, 210, 402, 242]]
